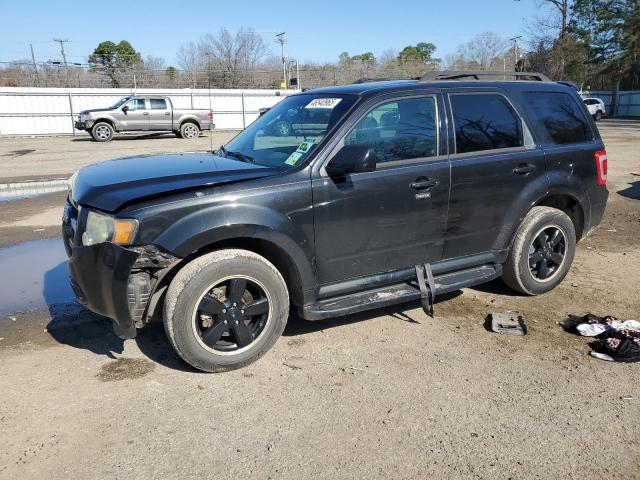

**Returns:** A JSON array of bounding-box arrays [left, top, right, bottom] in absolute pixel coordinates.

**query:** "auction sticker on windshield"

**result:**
[[285, 139, 315, 166], [305, 98, 342, 109]]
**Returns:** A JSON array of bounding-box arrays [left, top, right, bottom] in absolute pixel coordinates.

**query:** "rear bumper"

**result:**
[[66, 241, 140, 337], [585, 187, 609, 236]]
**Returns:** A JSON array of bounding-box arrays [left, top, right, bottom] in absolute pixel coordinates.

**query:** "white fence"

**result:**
[[0, 87, 298, 136], [588, 90, 640, 117]]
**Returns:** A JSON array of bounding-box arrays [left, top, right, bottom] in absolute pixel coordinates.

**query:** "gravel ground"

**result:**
[[0, 120, 638, 479]]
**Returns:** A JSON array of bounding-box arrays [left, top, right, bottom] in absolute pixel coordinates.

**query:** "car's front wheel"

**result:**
[[502, 206, 576, 295], [91, 122, 114, 142], [594, 111, 603, 121], [164, 249, 289, 372]]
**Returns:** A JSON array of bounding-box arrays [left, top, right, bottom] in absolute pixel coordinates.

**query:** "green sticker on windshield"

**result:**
[[284, 140, 315, 166]]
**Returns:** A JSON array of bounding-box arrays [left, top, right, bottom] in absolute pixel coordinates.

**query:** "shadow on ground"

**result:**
[[618, 181, 640, 200]]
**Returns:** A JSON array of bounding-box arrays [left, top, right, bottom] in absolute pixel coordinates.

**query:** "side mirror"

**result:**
[[121, 105, 129, 113], [325, 145, 377, 178]]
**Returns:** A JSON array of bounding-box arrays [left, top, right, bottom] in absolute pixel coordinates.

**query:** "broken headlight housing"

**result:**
[[82, 210, 138, 246]]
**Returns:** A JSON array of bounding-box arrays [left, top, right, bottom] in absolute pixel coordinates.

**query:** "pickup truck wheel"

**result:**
[[502, 206, 576, 295], [594, 111, 603, 121], [91, 122, 114, 142], [164, 249, 289, 372], [180, 122, 200, 139]]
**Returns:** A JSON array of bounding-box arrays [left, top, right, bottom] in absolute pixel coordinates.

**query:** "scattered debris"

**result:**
[[487, 313, 527, 336], [197, 384, 204, 390], [631, 171, 640, 176], [562, 314, 640, 363], [621, 395, 633, 401], [282, 362, 302, 370]]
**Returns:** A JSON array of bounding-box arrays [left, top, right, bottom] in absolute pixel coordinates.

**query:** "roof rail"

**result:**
[[420, 71, 552, 82], [351, 77, 411, 84]]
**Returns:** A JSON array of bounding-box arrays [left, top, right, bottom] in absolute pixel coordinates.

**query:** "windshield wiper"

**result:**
[[224, 149, 255, 164]]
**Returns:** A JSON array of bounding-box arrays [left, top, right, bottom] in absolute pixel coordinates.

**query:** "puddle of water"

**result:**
[[0, 237, 75, 315], [0, 180, 69, 202]]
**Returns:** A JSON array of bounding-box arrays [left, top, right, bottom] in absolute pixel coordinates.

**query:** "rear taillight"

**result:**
[[595, 149, 607, 186]]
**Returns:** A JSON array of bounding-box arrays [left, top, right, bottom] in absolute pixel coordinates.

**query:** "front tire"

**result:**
[[502, 206, 576, 295], [164, 249, 289, 372], [180, 122, 200, 139], [594, 111, 603, 121], [91, 122, 114, 142]]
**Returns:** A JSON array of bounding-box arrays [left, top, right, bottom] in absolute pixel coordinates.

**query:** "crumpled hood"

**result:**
[[71, 152, 278, 212]]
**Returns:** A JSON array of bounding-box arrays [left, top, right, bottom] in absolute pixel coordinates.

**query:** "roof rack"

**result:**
[[420, 71, 552, 82], [351, 77, 410, 84]]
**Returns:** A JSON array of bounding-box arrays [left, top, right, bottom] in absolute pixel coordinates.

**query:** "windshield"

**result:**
[[223, 94, 357, 168], [109, 97, 130, 109]]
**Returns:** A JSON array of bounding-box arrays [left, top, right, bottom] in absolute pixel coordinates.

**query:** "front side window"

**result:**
[[344, 97, 438, 163], [451, 94, 523, 154], [150, 98, 167, 109], [126, 98, 146, 111], [523, 91, 593, 145], [223, 94, 357, 168]]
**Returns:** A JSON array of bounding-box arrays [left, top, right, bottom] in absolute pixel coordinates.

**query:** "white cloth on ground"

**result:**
[[576, 319, 640, 337]]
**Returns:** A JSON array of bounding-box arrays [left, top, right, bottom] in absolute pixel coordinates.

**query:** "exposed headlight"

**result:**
[[80, 113, 88, 121], [82, 210, 138, 246]]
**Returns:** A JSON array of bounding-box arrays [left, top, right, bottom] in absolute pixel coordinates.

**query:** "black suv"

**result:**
[[63, 72, 609, 372]]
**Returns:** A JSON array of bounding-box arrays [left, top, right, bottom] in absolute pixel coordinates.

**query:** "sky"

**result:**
[[0, 0, 540, 67]]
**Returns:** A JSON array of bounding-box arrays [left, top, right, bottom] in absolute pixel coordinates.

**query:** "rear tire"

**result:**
[[91, 122, 114, 142], [594, 111, 603, 121], [180, 122, 200, 139], [164, 249, 289, 372], [502, 206, 576, 295]]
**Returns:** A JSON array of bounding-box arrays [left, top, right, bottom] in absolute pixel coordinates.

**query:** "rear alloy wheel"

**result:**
[[180, 122, 200, 139], [502, 206, 576, 295], [164, 249, 289, 372], [91, 122, 114, 142]]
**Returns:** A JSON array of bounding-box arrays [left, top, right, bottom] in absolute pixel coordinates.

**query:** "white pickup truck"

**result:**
[[75, 95, 213, 142]]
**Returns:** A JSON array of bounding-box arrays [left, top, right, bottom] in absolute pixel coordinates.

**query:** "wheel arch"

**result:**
[[92, 118, 115, 130], [180, 117, 201, 129]]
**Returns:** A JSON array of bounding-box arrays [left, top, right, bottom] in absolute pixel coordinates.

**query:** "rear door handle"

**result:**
[[410, 178, 440, 190], [143, 112, 150, 116], [164, 112, 170, 116], [513, 164, 536, 175]]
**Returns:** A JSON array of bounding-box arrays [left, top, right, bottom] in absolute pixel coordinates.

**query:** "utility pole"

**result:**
[[509, 35, 522, 70], [276, 32, 287, 89], [53, 38, 70, 87], [29, 43, 39, 86]]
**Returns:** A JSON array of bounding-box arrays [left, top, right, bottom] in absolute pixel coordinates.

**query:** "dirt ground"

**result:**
[[0, 121, 638, 479]]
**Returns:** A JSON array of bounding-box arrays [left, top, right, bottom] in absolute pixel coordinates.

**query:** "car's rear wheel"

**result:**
[[502, 206, 576, 295], [164, 249, 289, 372], [180, 122, 200, 139], [91, 122, 114, 142], [595, 111, 603, 121]]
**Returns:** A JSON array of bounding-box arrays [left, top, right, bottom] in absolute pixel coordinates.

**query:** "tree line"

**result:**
[[0, 0, 638, 95]]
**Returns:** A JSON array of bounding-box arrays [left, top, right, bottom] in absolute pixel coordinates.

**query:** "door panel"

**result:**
[[442, 91, 548, 259], [312, 94, 450, 285], [313, 161, 451, 284], [147, 98, 172, 130], [443, 148, 547, 258], [120, 98, 149, 131]]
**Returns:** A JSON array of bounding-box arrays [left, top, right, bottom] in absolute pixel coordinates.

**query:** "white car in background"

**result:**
[[583, 97, 606, 121]]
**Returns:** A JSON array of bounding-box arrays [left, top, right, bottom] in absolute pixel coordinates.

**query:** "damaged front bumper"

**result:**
[[64, 219, 179, 340], [67, 242, 141, 338]]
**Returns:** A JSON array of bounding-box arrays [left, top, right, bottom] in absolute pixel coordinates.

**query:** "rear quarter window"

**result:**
[[523, 91, 593, 145]]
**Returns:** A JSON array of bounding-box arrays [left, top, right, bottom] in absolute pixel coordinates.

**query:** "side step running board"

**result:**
[[300, 263, 502, 321]]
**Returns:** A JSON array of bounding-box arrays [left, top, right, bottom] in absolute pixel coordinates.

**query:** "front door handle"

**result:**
[[410, 178, 440, 190], [164, 112, 170, 116], [143, 112, 150, 116], [513, 164, 536, 175]]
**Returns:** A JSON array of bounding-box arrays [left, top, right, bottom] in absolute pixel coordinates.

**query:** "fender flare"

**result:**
[[151, 204, 315, 303]]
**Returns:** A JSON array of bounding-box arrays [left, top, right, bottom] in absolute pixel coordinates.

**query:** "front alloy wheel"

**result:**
[[193, 276, 271, 354]]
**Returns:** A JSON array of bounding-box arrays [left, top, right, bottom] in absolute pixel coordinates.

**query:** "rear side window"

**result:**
[[523, 91, 593, 145], [450, 94, 523, 154], [150, 98, 167, 109]]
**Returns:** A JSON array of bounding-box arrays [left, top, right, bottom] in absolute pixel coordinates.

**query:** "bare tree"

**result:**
[[177, 41, 201, 88], [454, 32, 509, 70], [197, 28, 269, 88]]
